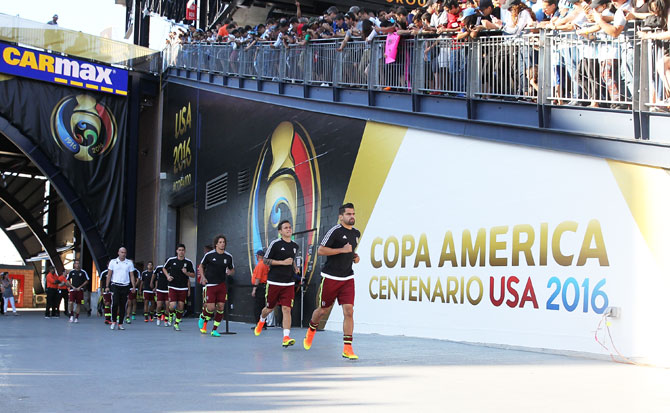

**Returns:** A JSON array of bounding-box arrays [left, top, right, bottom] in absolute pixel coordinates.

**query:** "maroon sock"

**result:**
[[212, 310, 224, 331], [344, 335, 353, 345], [309, 320, 318, 331]]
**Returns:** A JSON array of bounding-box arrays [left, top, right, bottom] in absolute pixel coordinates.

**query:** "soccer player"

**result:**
[[67, 259, 90, 323], [125, 267, 140, 323], [140, 261, 156, 322], [106, 247, 137, 330], [254, 220, 300, 347], [98, 265, 112, 324], [303, 203, 361, 360], [163, 244, 195, 331], [198, 245, 213, 332], [151, 263, 169, 326], [198, 235, 235, 337]]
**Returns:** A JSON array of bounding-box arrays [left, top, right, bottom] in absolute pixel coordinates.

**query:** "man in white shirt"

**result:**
[[105, 247, 137, 330]]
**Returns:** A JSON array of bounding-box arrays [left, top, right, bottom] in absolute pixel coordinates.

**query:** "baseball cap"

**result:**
[[501, 0, 521, 10], [256, 249, 265, 256]]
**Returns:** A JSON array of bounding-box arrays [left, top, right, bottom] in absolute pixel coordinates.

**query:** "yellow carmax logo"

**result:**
[[2, 47, 113, 85]]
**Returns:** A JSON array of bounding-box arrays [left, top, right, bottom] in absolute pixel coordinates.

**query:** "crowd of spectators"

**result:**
[[166, 0, 670, 109]]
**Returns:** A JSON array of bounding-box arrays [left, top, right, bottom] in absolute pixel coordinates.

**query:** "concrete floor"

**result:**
[[1, 311, 669, 412]]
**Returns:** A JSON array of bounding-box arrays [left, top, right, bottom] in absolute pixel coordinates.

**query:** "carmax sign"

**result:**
[[0, 43, 128, 96]]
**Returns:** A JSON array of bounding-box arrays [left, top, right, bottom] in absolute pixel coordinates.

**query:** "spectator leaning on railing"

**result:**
[[165, 1, 670, 109]]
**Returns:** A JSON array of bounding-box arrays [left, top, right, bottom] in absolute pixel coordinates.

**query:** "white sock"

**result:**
[[260, 315, 267, 322], [283, 329, 290, 337]]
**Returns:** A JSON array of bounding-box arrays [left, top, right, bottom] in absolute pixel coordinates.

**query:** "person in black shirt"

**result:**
[[67, 259, 90, 324], [139, 261, 156, 322], [162, 244, 195, 331], [125, 267, 141, 324], [198, 235, 235, 337], [253, 220, 300, 348], [98, 265, 112, 324], [150, 264, 169, 326], [303, 203, 361, 360], [198, 244, 213, 332]]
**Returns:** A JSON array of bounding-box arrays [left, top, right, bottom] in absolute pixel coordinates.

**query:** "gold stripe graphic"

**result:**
[[70, 80, 83, 87], [607, 160, 670, 272], [343, 121, 407, 238], [54, 77, 68, 84], [116, 90, 127, 96], [101, 86, 114, 93], [85, 84, 99, 90]]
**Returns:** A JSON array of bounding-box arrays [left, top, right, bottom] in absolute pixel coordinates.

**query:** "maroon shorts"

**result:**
[[319, 277, 355, 308], [156, 290, 169, 302], [128, 290, 137, 300], [143, 291, 155, 301], [205, 283, 227, 304], [102, 292, 112, 305], [69, 290, 84, 303], [168, 288, 187, 303], [266, 284, 294, 309]]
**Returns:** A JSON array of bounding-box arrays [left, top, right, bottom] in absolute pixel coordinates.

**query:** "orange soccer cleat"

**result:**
[[342, 344, 358, 360]]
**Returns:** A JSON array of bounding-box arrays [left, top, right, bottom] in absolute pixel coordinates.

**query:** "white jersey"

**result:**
[[108, 258, 136, 286]]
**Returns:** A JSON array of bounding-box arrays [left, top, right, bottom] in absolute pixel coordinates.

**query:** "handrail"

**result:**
[[165, 30, 670, 123]]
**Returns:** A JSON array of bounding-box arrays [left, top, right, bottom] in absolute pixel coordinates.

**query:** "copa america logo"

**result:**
[[248, 121, 322, 282], [50, 95, 118, 161]]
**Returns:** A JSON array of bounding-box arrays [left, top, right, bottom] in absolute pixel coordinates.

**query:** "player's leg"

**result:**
[[211, 302, 225, 337], [280, 287, 295, 347]]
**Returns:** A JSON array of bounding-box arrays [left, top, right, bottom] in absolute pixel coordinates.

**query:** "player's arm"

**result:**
[[227, 259, 235, 276], [105, 270, 112, 290], [318, 243, 353, 256], [182, 261, 195, 278], [198, 263, 207, 284], [130, 270, 137, 289], [79, 279, 89, 290], [149, 273, 156, 290], [163, 263, 173, 282]]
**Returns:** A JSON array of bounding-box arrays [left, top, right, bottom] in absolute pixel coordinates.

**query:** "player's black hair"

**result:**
[[277, 219, 291, 230], [339, 203, 355, 215], [213, 234, 227, 246]]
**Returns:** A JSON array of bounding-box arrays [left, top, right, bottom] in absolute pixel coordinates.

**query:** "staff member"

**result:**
[[106, 247, 137, 330], [251, 249, 269, 329], [45, 267, 63, 318]]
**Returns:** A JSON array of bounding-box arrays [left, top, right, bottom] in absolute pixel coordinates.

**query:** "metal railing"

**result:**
[[164, 31, 669, 112]]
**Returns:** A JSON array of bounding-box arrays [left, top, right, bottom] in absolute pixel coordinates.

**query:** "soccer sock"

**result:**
[[344, 335, 353, 345], [104, 304, 111, 321], [308, 320, 318, 332], [75, 313, 79, 318], [202, 308, 214, 321], [283, 329, 290, 338], [170, 308, 176, 321], [260, 315, 267, 322], [213, 310, 224, 331], [175, 309, 184, 324]]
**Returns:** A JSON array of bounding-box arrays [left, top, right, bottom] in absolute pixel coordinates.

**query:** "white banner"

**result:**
[[326, 128, 670, 364]]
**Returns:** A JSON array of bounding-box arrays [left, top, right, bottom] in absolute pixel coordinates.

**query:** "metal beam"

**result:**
[[0, 185, 64, 273], [0, 118, 110, 271]]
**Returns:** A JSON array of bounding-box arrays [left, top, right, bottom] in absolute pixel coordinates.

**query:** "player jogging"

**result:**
[[151, 263, 169, 326], [67, 259, 89, 323], [198, 235, 235, 337], [140, 261, 156, 322], [163, 244, 195, 331], [303, 203, 361, 360], [254, 220, 300, 348]]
